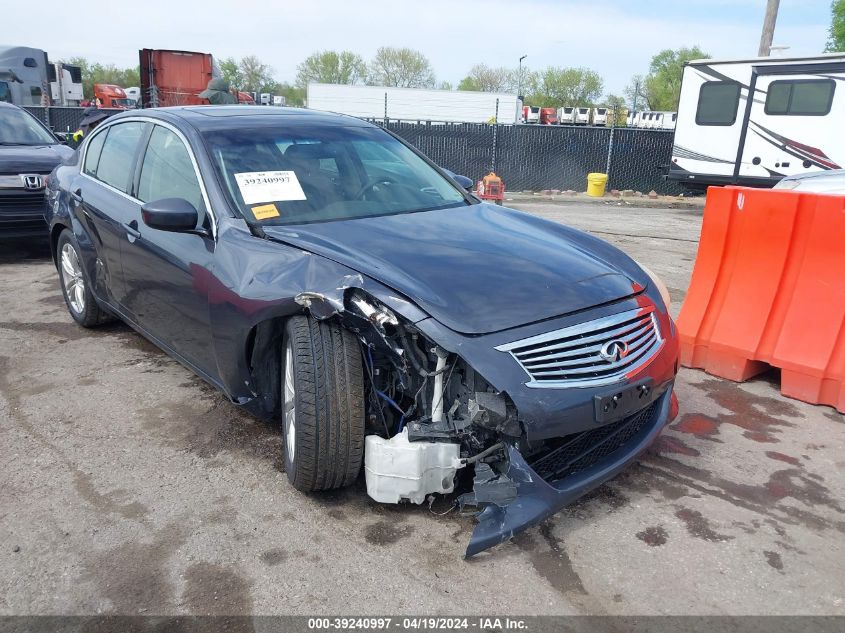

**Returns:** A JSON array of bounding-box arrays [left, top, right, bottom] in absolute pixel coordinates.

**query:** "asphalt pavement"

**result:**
[[0, 200, 842, 616]]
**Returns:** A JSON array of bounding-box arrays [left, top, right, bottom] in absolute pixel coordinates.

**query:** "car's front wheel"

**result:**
[[282, 315, 365, 492], [57, 229, 110, 328]]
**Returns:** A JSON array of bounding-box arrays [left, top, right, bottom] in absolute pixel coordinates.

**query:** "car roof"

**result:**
[[123, 105, 375, 132]]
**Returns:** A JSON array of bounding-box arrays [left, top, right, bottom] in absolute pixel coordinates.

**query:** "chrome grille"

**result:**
[[495, 307, 662, 388]]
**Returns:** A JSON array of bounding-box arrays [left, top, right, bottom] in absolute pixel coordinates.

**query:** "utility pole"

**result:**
[[758, 0, 780, 56], [515, 54, 527, 123]]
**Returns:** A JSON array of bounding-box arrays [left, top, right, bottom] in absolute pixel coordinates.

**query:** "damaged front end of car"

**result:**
[[298, 286, 678, 558]]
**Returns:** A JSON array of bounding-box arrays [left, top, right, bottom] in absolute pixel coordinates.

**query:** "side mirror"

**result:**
[[141, 198, 201, 233], [441, 168, 474, 192], [452, 174, 474, 192]]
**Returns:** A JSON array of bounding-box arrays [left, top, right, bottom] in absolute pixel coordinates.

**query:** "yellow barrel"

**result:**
[[586, 172, 608, 197]]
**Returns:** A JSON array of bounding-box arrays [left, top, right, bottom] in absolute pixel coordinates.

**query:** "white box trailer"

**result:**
[[574, 107, 590, 124], [591, 107, 608, 126], [668, 53, 845, 190], [558, 106, 576, 124], [306, 83, 520, 124]]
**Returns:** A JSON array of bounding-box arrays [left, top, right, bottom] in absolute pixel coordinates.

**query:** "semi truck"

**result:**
[[93, 83, 135, 108], [139, 49, 215, 108], [308, 83, 520, 124], [0, 45, 83, 106]]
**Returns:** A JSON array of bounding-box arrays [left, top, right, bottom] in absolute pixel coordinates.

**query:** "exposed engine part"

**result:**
[[349, 294, 399, 328], [364, 430, 463, 504], [299, 288, 525, 509], [430, 347, 449, 423], [462, 442, 505, 465]]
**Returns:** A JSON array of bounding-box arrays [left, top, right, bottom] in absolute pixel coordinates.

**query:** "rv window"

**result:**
[[765, 79, 835, 116], [0, 82, 10, 103], [23, 58, 37, 68], [696, 81, 741, 126]]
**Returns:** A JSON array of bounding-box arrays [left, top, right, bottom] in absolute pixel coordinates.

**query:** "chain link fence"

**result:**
[[23, 106, 124, 134], [379, 121, 681, 195], [21, 107, 681, 195]]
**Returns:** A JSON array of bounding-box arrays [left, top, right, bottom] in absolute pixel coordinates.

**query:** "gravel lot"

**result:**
[[1, 200, 843, 616]]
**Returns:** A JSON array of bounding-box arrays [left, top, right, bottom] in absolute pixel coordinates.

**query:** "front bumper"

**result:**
[[465, 384, 675, 557]]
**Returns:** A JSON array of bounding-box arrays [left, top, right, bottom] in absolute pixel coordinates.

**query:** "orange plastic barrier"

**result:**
[[678, 186, 845, 413]]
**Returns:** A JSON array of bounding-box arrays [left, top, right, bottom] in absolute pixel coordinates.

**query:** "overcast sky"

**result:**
[[2, 0, 831, 95]]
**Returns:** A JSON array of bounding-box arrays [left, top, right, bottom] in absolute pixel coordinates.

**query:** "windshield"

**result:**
[[0, 106, 57, 145], [204, 124, 468, 226]]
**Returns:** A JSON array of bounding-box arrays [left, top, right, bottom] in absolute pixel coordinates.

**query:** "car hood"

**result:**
[[263, 203, 639, 334], [0, 144, 73, 174]]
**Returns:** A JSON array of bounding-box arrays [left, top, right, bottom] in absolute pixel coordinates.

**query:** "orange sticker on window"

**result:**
[[252, 203, 280, 220]]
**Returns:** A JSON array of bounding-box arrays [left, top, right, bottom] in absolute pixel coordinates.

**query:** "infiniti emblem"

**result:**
[[599, 339, 629, 363], [21, 174, 44, 190]]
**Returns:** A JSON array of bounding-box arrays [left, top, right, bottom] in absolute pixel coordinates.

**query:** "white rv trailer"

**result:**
[[307, 83, 519, 124], [668, 53, 845, 190], [591, 107, 608, 126], [558, 106, 576, 124], [574, 107, 590, 124]]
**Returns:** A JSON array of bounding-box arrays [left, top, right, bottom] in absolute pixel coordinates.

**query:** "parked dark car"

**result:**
[[46, 106, 679, 556], [0, 102, 73, 238]]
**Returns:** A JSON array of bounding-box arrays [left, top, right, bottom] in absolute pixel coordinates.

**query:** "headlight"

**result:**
[[347, 291, 398, 328], [637, 263, 671, 310]]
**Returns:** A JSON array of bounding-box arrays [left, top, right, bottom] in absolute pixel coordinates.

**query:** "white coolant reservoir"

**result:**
[[365, 430, 462, 505]]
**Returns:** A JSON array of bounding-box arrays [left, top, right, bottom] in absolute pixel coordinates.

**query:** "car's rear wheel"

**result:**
[[57, 229, 110, 328], [282, 315, 365, 492]]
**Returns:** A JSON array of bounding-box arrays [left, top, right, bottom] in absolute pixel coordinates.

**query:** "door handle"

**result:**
[[123, 220, 141, 240], [70, 188, 83, 203]]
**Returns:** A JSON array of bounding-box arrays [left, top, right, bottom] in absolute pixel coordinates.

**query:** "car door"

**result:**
[[74, 120, 148, 305], [119, 123, 217, 377]]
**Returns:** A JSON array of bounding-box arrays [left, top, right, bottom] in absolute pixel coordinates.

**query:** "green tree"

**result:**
[[637, 46, 708, 111], [62, 57, 139, 99], [368, 47, 435, 88], [295, 50, 366, 88], [219, 57, 244, 91], [826, 0, 845, 51], [624, 74, 650, 111], [457, 64, 517, 92], [238, 55, 274, 93], [525, 67, 603, 107], [276, 83, 306, 106]]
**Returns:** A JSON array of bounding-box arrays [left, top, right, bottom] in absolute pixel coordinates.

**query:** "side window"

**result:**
[[95, 121, 146, 193], [0, 81, 10, 103], [765, 79, 835, 116], [696, 81, 741, 126], [83, 129, 108, 177], [138, 125, 205, 215], [29, 86, 42, 104]]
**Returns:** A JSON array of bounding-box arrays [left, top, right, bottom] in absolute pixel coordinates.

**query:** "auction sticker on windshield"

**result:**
[[235, 171, 307, 204]]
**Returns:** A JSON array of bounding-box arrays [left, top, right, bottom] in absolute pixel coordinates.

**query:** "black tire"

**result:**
[[56, 229, 111, 328], [281, 315, 365, 492]]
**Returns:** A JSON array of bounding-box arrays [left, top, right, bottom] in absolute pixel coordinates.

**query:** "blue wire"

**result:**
[[367, 344, 407, 435]]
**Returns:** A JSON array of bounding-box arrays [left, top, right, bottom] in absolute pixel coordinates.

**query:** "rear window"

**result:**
[[765, 79, 835, 116], [696, 81, 741, 126]]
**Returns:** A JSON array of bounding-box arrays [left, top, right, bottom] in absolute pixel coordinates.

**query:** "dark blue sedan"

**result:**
[[46, 106, 679, 556]]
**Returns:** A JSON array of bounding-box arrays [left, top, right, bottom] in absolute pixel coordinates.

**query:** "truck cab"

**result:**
[[93, 83, 134, 109], [539, 107, 558, 125], [0, 46, 49, 106]]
